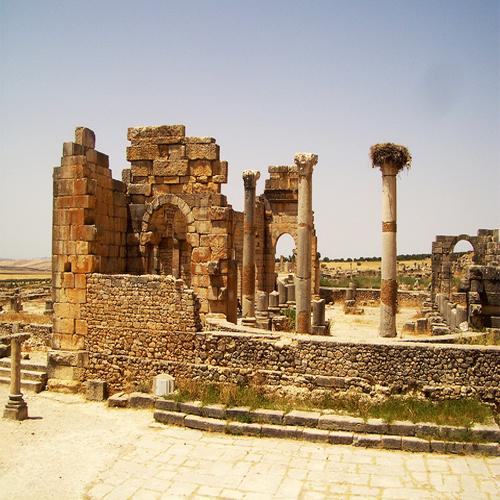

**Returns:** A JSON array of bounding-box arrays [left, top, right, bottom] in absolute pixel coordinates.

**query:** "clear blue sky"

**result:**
[[1, 0, 498, 260]]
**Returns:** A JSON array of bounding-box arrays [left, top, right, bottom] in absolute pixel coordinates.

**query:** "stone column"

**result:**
[[371, 143, 411, 338], [294, 153, 318, 334], [379, 163, 399, 337], [241, 170, 260, 327], [3, 326, 29, 421]]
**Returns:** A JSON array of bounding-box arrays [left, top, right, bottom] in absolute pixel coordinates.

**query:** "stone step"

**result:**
[[0, 357, 48, 393], [0, 376, 46, 393], [0, 358, 48, 372], [0, 366, 47, 382]]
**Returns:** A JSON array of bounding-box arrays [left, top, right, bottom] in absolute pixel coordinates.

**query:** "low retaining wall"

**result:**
[[0, 322, 52, 352], [319, 287, 430, 306], [82, 316, 500, 403]]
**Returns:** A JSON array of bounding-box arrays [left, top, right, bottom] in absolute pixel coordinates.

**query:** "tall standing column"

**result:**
[[370, 143, 411, 338], [242, 170, 260, 327], [295, 153, 318, 334]]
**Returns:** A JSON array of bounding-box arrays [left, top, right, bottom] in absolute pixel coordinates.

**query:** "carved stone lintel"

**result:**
[[294, 153, 318, 176], [242, 170, 260, 189]]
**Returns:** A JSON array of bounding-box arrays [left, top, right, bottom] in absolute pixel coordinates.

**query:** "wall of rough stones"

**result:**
[[319, 288, 430, 306], [0, 322, 52, 352], [79, 283, 500, 403], [81, 273, 202, 388]]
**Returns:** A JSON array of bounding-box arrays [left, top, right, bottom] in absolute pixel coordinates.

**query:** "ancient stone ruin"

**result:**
[[46, 125, 500, 407]]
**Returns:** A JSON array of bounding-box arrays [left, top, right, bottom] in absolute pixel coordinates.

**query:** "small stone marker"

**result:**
[[153, 374, 175, 397]]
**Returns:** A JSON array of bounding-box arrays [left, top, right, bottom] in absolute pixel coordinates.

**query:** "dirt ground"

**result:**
[[0, 384, 154, 500]]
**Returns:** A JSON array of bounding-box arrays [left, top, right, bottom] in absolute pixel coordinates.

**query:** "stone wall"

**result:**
[[81, 273, 202, 389], [81, 312, 500, 403], [0, 322, 52, 352], [52, 127, 128, 350], [319, 288, 430, 306]]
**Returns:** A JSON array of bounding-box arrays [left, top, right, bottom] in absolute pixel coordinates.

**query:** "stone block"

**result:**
[[318, 414, 364, 432], [75, 127, 95, 149], [129, 392, 156, 409], [226, 406, 251, 421], [365, 418, 389, 435], [179, 401, 203, 416], [389, 421, 415, 436], [202, 404, 226, 419], [185, 415, 226, 433], [108, 392, 129, 408], [301, 428, 329, 443], [446, 442, 465, 454], [249, 409, 284, 425], [153, 159, 189, 176], [154, 410, 186, 426], [415, 423, 440, 439], [430, 440, 447, 454], [261, 425, 300, 440], [152, 374, 175, 397], [155, 399, 179, 412], [327, 431, 354, 445], [474, 443, 500, 456], [186, 144, 219, 160], [402, 437, 430, 453], [315, 376, 346, 388], [127, 183, 151, 196], [381, 435, 402, 450], [354, 434, 382, 448], [284, 410, 320, 427], [228, 421, 261, 436]]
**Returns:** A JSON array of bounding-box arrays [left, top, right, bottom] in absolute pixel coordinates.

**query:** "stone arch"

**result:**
[[274, 231, 298, 276], [141, 193, 194, 232], [140, 194, 194, 285], [431, 230, 497, 299]]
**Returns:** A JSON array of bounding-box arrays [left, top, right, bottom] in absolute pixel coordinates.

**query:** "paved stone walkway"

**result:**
[[86, 423, 500, 500]]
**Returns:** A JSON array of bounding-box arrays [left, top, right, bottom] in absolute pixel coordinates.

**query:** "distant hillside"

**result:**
[[0, 259, 51, 278]]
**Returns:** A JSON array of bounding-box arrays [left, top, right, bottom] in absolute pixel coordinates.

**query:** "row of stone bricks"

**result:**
[[104, 392, 499, 456]]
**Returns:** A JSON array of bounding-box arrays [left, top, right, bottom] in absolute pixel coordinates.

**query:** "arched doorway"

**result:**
[[143, 202, 192, 286], [275, 233, 297, 276]]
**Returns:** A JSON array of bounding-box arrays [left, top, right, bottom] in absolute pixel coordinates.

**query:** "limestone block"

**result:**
[[126, 145, 159, 161], [184, 136, 215, 144], [201, 404, 226, 419], [127, 125, 185, 144], [129, 393, 156, 409], [86, 379, 107, 401], [261, 425, 300, 440], [75, 127, 95, 149], [127, 183, 152, 196], [156, 399, 179, 412], [186, 144, 219, 160], [284, 410, 320, 427], [63, 142, 84, 156], [154, 410, 186, 426], [328, 431, 354, 445], [191, 160, 213, 177], [153, 159, 189, 176], [108, 392, 129, 408]]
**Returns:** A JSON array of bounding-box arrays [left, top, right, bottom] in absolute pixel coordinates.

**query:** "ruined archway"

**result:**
[[140, 194, 194, 286], [431, 229, 498, 299]]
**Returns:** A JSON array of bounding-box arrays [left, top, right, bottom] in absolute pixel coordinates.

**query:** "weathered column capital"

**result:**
[[380, 163, 401, 177], [242, 170, 260, 189], [294, 153, 318, 176]]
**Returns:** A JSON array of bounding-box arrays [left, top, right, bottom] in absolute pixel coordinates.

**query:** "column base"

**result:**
[[242, 317, 257, 328], [3, 393, 28, 421]]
